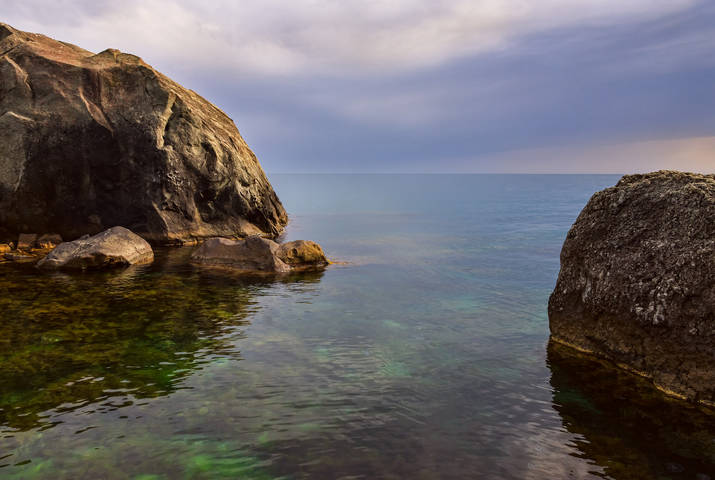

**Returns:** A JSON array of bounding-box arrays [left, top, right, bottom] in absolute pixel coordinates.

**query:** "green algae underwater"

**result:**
[[1, 174, 714, 479]]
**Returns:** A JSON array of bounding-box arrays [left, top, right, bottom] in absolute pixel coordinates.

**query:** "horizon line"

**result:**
[[266, 172, 656, 175]]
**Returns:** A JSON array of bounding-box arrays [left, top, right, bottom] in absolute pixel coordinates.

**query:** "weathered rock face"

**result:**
[[276, 240, 329, 268], [0, 23, 287, 244], [548, 171, 715, 405], [191, 236, 328, 273], [37, 226, 153, 269]]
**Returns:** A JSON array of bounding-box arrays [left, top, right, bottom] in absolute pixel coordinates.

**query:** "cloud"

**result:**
[[1, 0, 702, 75], [2, 1, 714, 173]]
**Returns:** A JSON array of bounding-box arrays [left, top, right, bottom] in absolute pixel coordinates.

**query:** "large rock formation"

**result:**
[[548, 171, 715, 405], [37, 226, 153, 269], [0, 23, 287, 244]]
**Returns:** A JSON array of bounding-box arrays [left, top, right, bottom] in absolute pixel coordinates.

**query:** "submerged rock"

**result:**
[[37, 226, 153, 269], [191, 236, 328, 273], [0, 23, 287, 244], [548, 171, 715, 405]]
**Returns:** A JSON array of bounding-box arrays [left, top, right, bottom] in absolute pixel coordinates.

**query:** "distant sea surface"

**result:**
[[1, 174, 714, 479]]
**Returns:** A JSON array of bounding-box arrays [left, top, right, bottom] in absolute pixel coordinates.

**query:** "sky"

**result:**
[[3, 0, 715, 173]]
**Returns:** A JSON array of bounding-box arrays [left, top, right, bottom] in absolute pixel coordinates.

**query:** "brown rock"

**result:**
[[0, 243, 10, 254], [190, 236, 290, 273], [0, 23, 287, 244], [16, 233, 37, 250], [276, 240, 329, 268], [191, 236, 330, 273], [36, 233, 63, 249], [548, 171, 715, 405], [37, 226, 153, 269]]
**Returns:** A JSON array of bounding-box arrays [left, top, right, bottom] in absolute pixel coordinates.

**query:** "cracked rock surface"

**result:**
[[0, 23, 287, 244], [548, 171, 715, 405]]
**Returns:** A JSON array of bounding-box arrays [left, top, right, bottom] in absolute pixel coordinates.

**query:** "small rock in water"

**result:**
[[276, 240, 329, 268], [37, 226, 153, 270], [36, 233, 63, 249], [191, 236, 290, 273], [191, 236, 329, 273], [17, 233, 37, 250]]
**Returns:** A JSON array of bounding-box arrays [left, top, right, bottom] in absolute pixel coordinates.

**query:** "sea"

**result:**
[[1, 174, 714, 479]]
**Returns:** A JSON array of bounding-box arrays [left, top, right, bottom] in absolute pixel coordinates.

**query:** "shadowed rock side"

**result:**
[[0, 23, 287, 244], [548, 171, 715, 405]]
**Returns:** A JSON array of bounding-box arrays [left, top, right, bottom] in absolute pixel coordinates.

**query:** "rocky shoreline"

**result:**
[[0, 23, 328, 274], [1, 226, 329, 273]]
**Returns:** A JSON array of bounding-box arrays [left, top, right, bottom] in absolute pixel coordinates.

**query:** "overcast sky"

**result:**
[[4, 0, 714, 173]]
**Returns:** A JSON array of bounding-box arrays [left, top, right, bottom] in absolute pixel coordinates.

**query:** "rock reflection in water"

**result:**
[[547, 340, 715, 479], [0, 247, 324, 432]]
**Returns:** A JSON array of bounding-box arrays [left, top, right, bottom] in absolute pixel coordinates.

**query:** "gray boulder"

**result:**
[[548, 171, 715, 405], [190, 236, 289, 272], [0, 23, 286, 244], [37, 226, 154, 269]]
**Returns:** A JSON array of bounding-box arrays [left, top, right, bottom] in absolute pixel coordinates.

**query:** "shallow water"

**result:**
[[1, 174, 713, 479]]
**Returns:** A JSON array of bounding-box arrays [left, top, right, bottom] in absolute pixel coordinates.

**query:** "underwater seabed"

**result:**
[[1, 174, 714, 479]]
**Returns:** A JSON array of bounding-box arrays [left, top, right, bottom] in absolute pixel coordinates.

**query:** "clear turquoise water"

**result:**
[[1, 174, 714, 479]]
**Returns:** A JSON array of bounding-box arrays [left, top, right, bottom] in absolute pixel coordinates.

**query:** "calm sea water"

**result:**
[[1, 174, 714, 479]]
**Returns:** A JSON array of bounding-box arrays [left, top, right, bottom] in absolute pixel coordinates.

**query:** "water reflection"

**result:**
[[0, 247, 324, 432], [547, 340, 715, 479]]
